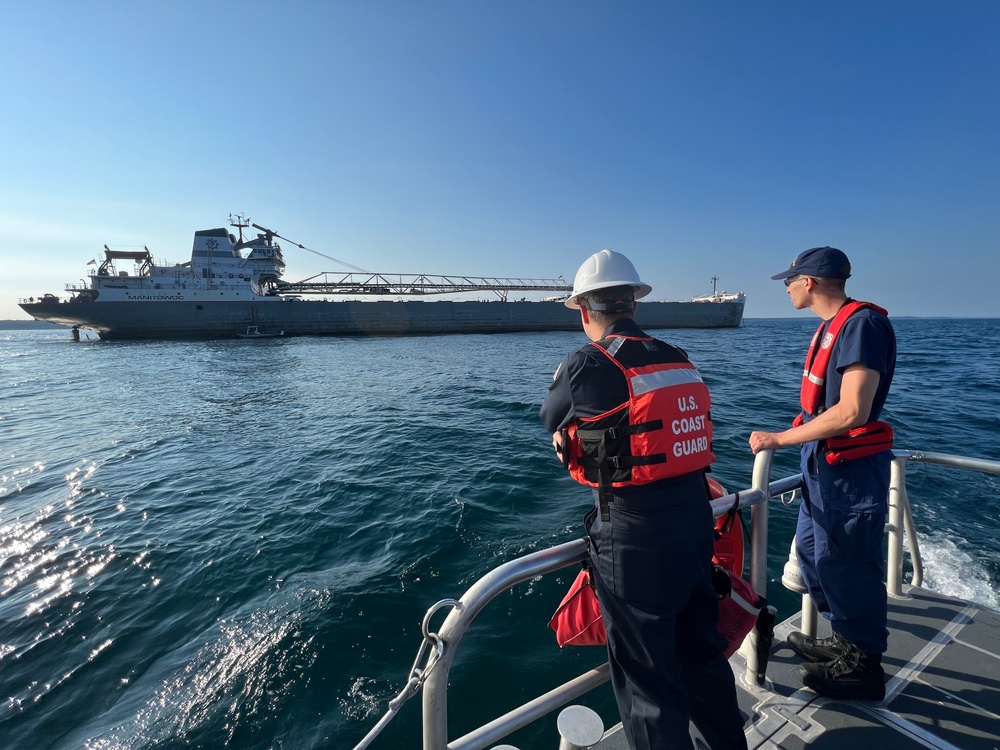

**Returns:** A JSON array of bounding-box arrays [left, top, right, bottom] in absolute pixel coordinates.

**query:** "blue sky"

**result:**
[[2, 2, 998, 319]]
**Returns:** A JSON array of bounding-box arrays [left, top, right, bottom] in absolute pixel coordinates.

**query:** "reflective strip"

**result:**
[[630, 368, 703, 396], [607, 337, 626, 357], [805, 372, 825, 386]]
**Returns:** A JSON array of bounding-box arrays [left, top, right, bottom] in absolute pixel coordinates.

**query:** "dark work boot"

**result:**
[[798, 645, 886, 701], [786, 631, 850, 663]]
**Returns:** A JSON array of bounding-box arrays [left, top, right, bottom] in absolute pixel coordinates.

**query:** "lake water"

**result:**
[[2, 318, 998, 749]]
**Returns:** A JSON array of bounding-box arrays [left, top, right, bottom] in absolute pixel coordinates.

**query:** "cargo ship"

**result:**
[[18, 218, 746, 340]]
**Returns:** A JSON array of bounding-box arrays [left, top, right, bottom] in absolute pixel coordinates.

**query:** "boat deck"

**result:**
[[595, 584, 1000, 749]]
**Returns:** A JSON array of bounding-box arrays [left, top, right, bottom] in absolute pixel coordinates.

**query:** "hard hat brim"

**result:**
[[564, 281, 653, 309]]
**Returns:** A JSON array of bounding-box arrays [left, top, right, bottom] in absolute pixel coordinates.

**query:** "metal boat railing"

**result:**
[[887, 449, 1000, 593], [417, 448, 1000, 750]]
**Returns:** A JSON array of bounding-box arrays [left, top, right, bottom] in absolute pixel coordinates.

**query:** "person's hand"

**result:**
[[749, 430, 782, 454], [552, 430, 564, 457]]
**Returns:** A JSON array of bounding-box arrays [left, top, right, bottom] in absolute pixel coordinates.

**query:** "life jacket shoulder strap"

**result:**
[[591, 334, 692, 368], [800, 300, 888, 415]]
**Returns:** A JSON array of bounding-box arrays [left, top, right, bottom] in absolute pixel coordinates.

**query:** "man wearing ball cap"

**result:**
[[751, 246, 897, 701]]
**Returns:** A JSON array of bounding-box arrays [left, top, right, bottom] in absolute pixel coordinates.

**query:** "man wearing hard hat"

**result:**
[[541, 250, 747, 749]]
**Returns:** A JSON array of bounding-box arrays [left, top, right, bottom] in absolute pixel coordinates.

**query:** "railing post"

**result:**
[[742, 450, 772, 686], [901, 486, 923, 588], [747, 451, 772, 600], [887, 457, 907, 598], [799, 593, 818, 637], [781, 535, 818, 637]]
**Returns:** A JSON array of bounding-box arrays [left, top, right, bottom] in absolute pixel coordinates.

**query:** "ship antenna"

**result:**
[[229, 213, 251, 244], [710, 275, 719, 296]]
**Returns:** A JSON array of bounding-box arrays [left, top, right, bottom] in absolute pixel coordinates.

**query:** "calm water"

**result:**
[[2, 319, 999, 749]]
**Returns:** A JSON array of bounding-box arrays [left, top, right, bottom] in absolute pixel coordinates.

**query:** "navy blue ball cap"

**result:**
[[771, 246, 852, 281]]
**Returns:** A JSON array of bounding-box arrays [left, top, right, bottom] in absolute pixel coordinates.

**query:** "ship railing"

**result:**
[[419, 448, 1000, 750]]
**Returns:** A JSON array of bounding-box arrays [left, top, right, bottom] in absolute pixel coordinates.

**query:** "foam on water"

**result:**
[[916, 531, 1000, 610]]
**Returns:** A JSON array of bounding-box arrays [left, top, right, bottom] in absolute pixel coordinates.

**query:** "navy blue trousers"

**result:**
[[796, 442, 890, 654], [586, 473, 747, 750]]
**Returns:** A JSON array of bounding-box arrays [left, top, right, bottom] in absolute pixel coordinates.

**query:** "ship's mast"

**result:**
[[229, 213, 251, 244], [710, 275, 719, 296]]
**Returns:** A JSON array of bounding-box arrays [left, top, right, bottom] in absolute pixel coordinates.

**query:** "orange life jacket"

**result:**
[[797, 300, 894, 464], [565, 335, 715, 520]]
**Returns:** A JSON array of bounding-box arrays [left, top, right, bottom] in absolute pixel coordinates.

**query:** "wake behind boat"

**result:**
[[18, 217, 746, 340]]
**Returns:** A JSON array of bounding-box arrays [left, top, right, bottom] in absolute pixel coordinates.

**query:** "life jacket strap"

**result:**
[[590, 420, 667, 521], [598, 438, 613, 522], [582, 449, 667, 472], [823, 421, 894, 465], [612, 454, 667, 468], [576, 419, 662, 441], [595, 451, 673, 520], [717, 492, 742, 536]]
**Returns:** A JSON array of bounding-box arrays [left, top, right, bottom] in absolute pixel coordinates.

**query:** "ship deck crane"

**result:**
[[238, 218, 573, 301], [275, 273, 572, 301]]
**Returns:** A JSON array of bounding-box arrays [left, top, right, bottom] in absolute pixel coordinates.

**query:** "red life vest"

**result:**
[[801, 300, 887, 415], [565, 335, 715, 520], [797, 300, 894, 464], [709, 476, 745, 577]]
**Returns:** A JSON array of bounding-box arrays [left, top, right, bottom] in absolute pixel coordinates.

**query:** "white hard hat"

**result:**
[[565, 249, 652, 309]]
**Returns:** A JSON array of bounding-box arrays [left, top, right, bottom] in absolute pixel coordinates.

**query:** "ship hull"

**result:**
[[18, 297, 745, 339]]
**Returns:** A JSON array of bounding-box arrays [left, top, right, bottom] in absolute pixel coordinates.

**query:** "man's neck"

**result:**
[[811, 294, 850, 321], [585, 313, 631, 341]]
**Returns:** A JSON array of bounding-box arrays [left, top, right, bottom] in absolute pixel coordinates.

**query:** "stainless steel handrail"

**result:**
[[896, 450, 1000, 475], [449, 665, 611, 750], [422, 539, 590, 750], [887, 450, 1000, 596], [888, 457, 915, 596], [739, 450, 773, 686]]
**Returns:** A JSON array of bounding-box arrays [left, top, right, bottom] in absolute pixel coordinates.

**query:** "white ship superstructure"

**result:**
[[74, 223, 286, 304]]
